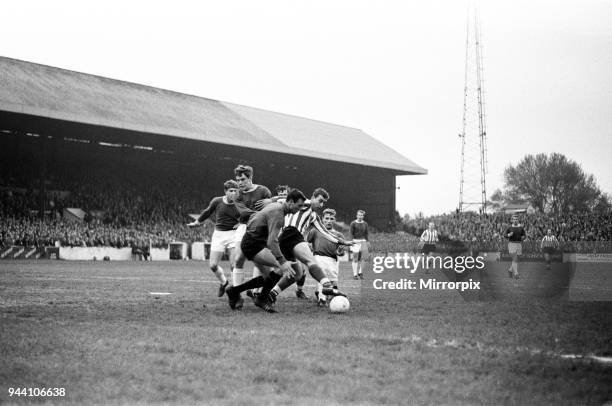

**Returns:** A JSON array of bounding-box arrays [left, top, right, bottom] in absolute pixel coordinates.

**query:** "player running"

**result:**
[[188, 180, 241, 297], [231, 165, 272, 289], [307, 208, 346, 306], [505, 214, 526, 279], [349, 210, 369, 279], [540, 229, 559, 270]]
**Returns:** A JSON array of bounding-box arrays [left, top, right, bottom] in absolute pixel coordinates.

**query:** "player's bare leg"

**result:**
[[512, 252, 520, 279], [295, 262, 308, 299], [209, 250, 229, 297], [225, 248, 282, 311], [232, 242, 247, 286], [351, 250, 360, 279], [269, 242, 345, 302]]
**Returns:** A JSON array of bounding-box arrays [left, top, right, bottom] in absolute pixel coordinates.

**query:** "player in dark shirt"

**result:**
[[188, 180, 241, 297], [349, 210, 369, 279], [224, 189, 307, 310], [231, 165, 272, 289], [307, 208, 346, 306], [505, 214, 526, 279]]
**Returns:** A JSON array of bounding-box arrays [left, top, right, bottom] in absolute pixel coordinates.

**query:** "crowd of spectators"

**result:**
[[0, 174, 214, 249], [1, 167, 610, 253], [401, 211, 612, 253]]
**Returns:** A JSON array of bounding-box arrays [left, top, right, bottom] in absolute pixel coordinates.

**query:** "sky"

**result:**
[[2, 0, 611, 216]]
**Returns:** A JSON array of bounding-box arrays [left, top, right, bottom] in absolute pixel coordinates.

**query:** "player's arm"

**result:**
[[333, 230, 347, 256], [312, 214, 352, 245], [254, 196, 280, 210], [266, 212, 288, 265], [235, 201, 255, 223], [364, 222, 369, 241], [419, 229, 428, 242], [188, 198, 218, 227], [306, 227, 316, 252], [253, 186, 274, 210]]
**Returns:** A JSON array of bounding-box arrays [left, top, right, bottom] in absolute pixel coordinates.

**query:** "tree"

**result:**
[[503, 153, 610, 214], [486, 188, 506, 211]]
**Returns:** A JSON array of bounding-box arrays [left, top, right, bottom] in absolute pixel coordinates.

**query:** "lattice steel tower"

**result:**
[[459, 4, 488, 213]]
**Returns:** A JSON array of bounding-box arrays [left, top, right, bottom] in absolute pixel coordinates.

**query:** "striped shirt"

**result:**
[[420, 229, 439, 244], [283, 202, 340, 244], [541, 235, 559, 248]]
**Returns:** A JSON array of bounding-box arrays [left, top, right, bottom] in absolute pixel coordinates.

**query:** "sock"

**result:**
[[271, 286, 282, 296], [252, 265, 262, 293], [259, 272, 283, 297], [358, 263, 362, 275], [317, 283, 323, 297], [232, 268, 244, 285], [297, 272, 306, 288], [352, 262, 358, 276], [212, 266, 227, 284], [230, 276, 264, 294]]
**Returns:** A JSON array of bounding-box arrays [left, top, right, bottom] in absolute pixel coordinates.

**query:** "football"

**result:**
[[329, 296, 350, 313]]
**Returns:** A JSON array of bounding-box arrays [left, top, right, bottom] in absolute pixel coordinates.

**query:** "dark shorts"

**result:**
[[240, 235, 266, 261], [422, 244, 436, 254], [542, 247, 555, 255], [279, 226, 305, 261]]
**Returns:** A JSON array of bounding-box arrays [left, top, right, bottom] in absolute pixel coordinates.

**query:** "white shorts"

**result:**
[[211, 229, 236, 252], [508, 242, 522, 255], [350, 239, 366, 253], [234, 223, 247, 245], [315, 254, 339, 282]]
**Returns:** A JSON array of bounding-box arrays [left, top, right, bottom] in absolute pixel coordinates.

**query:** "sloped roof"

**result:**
[[0, 56, 426, 174]]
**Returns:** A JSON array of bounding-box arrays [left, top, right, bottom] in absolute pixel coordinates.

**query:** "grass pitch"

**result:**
[[1, 260, 611, 405]]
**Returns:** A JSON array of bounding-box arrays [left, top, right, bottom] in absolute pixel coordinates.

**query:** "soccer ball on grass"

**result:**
[[329, 296, 350, 313]]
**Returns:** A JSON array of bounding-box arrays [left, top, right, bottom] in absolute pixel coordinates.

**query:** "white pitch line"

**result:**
[[360, 333, 612, 366]]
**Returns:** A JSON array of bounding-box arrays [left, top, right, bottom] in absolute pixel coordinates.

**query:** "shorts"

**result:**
[[210, 229, 236, 252], [234, 223, 247, 245], [240, 235, 266, 261], [508, 242, 522, 255], [351, 239, 368, 261], [279, 226, 305, 261], [315, 254, 339, 281], [422, 244, 436, 255], [542, 247, 555, 255]]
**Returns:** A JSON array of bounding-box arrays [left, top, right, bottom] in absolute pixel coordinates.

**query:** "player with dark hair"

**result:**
[[307, 208, 346, 306], [505, 214, 526, 279], [263, 188, 353, 311], [224, 189, 308, 310], [188, 180, 241, 296], [275, 185, 290, 199], [231, 164, 272, 289], [270, 184, 309, 299], [349, 209, 369, 279]]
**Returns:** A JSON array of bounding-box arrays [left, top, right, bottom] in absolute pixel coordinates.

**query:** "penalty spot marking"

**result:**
[[149, 292, 172, 296]]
